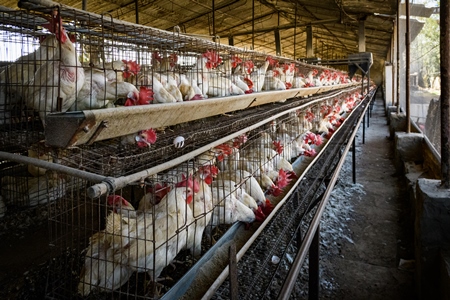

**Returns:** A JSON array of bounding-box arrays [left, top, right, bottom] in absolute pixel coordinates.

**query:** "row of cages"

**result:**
[[0, 86, 369, 298], [0, 1, 362, 150], [0, 0, 370, 298]]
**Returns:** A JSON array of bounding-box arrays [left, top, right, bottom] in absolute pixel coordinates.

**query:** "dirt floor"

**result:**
[[317, 92, 416, 299]]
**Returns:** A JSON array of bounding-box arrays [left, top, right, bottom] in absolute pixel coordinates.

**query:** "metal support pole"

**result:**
[[228, 35, 234, 46], [252, 0, 255, 49], [308, 224, 320, 300], [352, 135, 356, 184], [361, 74, 364, 96], [294, 2, 297, 59], [212, 0, 215, 38], [396, 2, 400, 111], [275, 29, 282, 56], [362, 111, 366, 144], [134, 0, 139, 24], [306, 25, 313, 58], [358, 20, 366, 52], [441, 0, 450, 188], [405, 0, 411, 133]]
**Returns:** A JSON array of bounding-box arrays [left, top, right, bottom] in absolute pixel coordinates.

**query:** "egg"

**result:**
[[173, 136, 185, 148]]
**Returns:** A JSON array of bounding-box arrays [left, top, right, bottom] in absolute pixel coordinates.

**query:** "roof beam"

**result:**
[[229, 18, 340, 37]]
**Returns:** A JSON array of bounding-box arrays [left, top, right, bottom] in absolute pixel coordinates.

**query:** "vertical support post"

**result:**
[[228, 35, 234, 46], [82, 0, 86, 10], [134, 0, 139, 24], [321, 42, 324, 58], [252, 0, 255, 50], [363, 110, 366, 144], [361, 73, 364, 96], [405, 0, 411, 133], [309, 224, 320, 300], [275, 29, 282, 56], [358, 20, 366, 53], [352, 136, 356, 184], [441, 0, 450, 188], [396, 2, 401, 112], [229, 243, 238, 300], [368, 68, 372, 115], [212, 0, 215, 38], [294, 2, 297, 59], [306, 25, 314, 58]]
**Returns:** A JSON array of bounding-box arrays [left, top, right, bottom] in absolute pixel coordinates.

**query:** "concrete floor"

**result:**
[[320, 91, 416, 299]]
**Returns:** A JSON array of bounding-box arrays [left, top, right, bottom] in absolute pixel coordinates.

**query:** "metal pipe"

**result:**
[[87, 89, 357, 199], [405, 0, 411, 133], [277, 94, 373, 299], [441, 0, 450, 188], [0, 151, 107, 183], [352, 134, 356, 184], [363, 110, 366, 144]]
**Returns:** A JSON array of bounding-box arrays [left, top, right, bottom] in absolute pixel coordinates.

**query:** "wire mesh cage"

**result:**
[[0, 1, 368, 298], [8, 85, 367, 299]]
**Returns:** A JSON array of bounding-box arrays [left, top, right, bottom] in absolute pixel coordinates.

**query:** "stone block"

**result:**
[[389, 112, 406, 139], [415, 179, 450, 299], [394, 132, 424, 174], [386, 106, 397, 124], [440, 250, 450, 300]]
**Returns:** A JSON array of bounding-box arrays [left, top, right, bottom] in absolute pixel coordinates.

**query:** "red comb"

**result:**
[[275, 169, 291, 189], [143, 128, 157, 144], [42, 11, 67, 43], [139, 86, 154, 105], [268, 184, 283, 197], [135, 128, 157, 148], [262, 199, 274, 216], [253, 206, 266, 223], [266, 56, 278, 67], [233, 134, 248, 148], [122, 60, 141, 78], [203, 50, 222, 69], [314, 134, 323, 146], [107, 195, 130, 207], [244, 60, 254, 74], [304, 132, 317, 144], [152, 51, 162, 63], [273, 140, 284, 155], [231, 55, 242, 68]]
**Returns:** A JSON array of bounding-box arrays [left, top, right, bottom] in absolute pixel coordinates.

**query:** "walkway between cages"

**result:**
[[317, 91, 416, 299]]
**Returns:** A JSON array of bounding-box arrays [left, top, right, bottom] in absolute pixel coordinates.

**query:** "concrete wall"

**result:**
[[370, 58, 385, 87], [390, 112, 450, 299]]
